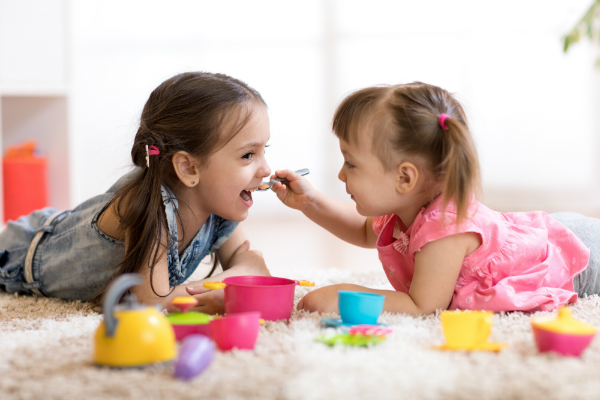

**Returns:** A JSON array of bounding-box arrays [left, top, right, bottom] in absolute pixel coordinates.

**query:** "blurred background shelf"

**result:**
[[0, 0, 71, 225]]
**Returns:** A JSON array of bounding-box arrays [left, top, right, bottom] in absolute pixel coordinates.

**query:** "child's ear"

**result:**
[[395, 162, 418, 194], [172, 151, 201, 187]]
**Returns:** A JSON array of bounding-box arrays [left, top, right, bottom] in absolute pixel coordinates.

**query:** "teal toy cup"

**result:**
[[338, 291, 385, 325]]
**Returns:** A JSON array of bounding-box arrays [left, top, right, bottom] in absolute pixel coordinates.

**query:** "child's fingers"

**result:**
[[274, 169, 302, 182], [186, 286, 212, 295], [271, 182, 288, 198]]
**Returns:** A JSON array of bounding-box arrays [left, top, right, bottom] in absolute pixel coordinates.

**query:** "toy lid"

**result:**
[[167, 311, 212, 326], [531, 307, 597, 336], [171, 296, 198, 305]]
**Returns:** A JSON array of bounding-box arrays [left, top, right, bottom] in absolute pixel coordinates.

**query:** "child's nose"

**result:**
[[259, 160, 271, 178], [338, 167, 346, 182]]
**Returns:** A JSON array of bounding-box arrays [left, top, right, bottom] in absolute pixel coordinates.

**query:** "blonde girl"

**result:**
[[270, 82, 594, 314]]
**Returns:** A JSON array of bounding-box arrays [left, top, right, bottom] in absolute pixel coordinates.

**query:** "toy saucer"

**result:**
[[433, 341, 507, 352], [317, 333, 387, 347], [320, 318, 387, 329]]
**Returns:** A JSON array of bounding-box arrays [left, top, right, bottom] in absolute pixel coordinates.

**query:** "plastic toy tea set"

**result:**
[[93, 274, 599, 381], [93, 273, 316, 380]]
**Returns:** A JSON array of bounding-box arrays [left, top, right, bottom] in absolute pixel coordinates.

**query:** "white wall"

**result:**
[[65, 0, 600, 271], [68, 0, 599, 214]]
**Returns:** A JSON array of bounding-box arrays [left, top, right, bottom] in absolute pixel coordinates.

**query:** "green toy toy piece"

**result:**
[[166, 311, 213, 325], [316, 333, 387, 347]]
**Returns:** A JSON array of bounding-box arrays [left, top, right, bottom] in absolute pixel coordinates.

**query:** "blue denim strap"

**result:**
[[24, 210, 70, 296]]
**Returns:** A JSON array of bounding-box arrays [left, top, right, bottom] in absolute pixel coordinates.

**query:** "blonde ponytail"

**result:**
[[439, 116, 480, 225]]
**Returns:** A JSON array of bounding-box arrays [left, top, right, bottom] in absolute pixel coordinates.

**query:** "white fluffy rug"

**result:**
[[2, 266, 600, 400]]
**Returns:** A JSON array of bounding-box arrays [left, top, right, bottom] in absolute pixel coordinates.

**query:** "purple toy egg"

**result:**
[[174, 334, 216, 380]]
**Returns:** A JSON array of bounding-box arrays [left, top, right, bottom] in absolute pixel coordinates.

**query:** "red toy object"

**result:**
[[533, 328, 595, 357], [167, 297, 213, 341], [3, 141, 48, 223], [172, 323, 212, 341], [209, 312, 261, 351], [531, 307, 596, 357], [203, 276, 315, 321]]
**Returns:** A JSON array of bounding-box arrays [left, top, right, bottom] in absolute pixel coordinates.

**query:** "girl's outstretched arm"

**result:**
[[130, 226, 270, 314], [271, 169, 377, 248], [298, 232, 479, 315]]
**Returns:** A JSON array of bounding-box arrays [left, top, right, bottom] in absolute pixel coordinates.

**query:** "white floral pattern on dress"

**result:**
[[393, 231, 410, 254], [372, 197, 589, 314]]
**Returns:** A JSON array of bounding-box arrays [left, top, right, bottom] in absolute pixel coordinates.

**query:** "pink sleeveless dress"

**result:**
[[373, 196, 589, 312]]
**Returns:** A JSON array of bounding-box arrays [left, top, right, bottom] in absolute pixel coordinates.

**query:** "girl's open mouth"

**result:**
[[239, 190, 253, 206]]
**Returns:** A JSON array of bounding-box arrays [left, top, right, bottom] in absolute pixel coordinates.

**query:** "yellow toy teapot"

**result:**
[[94, 273, 176, 367]]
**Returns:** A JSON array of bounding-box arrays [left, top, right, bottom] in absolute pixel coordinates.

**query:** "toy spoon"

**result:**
[[257, 168, 310, 191]]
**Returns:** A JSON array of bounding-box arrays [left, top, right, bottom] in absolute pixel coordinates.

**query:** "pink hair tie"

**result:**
[[145, 145, 160, 168], [438, 114, 451, 130]]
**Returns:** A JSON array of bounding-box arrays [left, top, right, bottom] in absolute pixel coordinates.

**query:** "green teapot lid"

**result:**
[[166, 311, 212, 325]]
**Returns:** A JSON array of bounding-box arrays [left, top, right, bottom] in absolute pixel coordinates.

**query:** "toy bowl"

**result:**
[[204, 276, 313, 321], [209, 311, 261, 351], [531, 307, 596, 357], [167, 312, 213, 341], [338, 290, 385, 325]]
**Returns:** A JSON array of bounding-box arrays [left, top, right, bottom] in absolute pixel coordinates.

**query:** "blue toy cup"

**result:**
[[338, 290, 385, 325]]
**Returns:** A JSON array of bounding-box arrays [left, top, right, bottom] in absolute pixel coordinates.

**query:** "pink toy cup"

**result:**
[[172, 324, 211, 341], [203, 276, 314, 321], [209, 312, 261, 351]]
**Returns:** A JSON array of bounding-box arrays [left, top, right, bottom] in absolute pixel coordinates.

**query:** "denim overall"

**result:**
[[0, 168, 238, 301]]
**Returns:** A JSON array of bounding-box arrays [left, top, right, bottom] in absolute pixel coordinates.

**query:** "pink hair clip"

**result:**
[[145, 145, 160, 168], [438, 114, 451, 130]]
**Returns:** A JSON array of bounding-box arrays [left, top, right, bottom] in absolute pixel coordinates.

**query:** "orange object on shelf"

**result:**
[[2, 141, 48, 223]]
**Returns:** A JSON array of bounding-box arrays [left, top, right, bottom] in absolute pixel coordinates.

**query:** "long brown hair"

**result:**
[[332, 82, 480, 225], [93, 72, 266, 305]]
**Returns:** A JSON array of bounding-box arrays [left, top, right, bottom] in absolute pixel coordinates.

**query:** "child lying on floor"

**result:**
[[270, 82, 599, 314], [0, 72, 272, 313]]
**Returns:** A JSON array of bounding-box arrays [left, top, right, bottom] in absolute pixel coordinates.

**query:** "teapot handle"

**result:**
[[103, 273, 142, 338]]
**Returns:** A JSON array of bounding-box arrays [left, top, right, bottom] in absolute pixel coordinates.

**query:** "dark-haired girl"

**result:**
[[0, 72, 272, 313]]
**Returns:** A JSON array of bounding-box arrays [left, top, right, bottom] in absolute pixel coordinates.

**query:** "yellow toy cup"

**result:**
[[436, 310, 506, 352]]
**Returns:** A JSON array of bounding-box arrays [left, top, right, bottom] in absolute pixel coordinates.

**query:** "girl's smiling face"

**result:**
[[337, 134, 399, 218], [192, 105, 271, 222], [337, 129, 440, 227]]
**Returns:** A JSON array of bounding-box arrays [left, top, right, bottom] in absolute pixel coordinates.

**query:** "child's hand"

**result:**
[[227, 240, 271, 276], [297, 284, 358, 314], [270, 169, 315, 212], [184, 286, 225, 315]]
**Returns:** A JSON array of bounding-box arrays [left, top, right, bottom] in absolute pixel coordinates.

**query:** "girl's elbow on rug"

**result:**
[[384, 292, 448, 316]]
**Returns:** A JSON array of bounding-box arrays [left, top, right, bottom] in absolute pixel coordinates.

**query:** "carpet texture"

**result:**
[[2, 266, 600, 400]]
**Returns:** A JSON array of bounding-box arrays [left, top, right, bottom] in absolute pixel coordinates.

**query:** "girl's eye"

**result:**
[[242, 152, 255, 160], [344, 161, 354, 169]]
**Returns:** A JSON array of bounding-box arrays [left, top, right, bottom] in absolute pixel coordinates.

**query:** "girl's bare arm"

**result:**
[[129, 226, 270, 313], [271, 169, 377, 249], [298, 232, 479, 314]]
